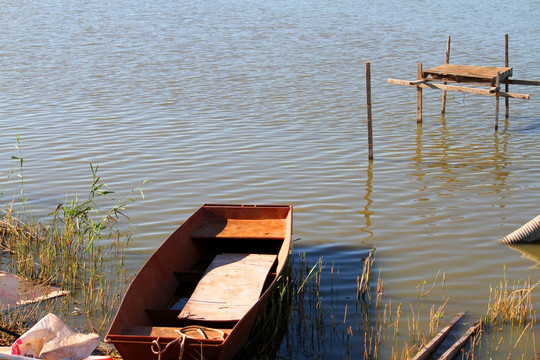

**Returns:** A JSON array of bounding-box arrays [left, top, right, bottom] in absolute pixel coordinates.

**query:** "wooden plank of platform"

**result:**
[[178, 253, 276, 322], [508, 79, 540, 86], [387, 78, 530, 100], [423, 64, 513, 83]]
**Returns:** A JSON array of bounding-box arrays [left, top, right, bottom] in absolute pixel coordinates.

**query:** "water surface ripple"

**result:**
[[1, 0, 539, 357]]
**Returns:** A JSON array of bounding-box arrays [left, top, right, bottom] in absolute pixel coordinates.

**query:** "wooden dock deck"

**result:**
[[388, 35, 539, 129], [423, 64, 512, 84]]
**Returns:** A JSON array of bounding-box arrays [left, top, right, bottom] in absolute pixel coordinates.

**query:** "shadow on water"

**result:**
[[508, 116, 540, 133], [234, 241, 378, 359]]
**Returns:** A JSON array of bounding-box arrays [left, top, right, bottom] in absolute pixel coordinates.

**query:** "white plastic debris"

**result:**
[[10, 313, 100, 360]]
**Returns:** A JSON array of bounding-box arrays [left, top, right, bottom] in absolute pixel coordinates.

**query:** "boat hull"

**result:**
[[106, 204, 292, 360]]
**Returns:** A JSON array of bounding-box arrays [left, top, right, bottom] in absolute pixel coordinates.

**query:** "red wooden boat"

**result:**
[[106, 204, 292, 360]]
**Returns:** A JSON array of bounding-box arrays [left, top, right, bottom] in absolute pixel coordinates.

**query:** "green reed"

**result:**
[[279, 252, 538, 360], [1, 146, 145, 339]]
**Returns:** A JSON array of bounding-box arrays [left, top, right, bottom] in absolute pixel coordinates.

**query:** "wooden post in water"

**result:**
[[366, 61, 373, 160], [417, 62, 423, 123], [441, 36, 451, 114], [505, 34, 509, 118], [495, 72, 501, 130]]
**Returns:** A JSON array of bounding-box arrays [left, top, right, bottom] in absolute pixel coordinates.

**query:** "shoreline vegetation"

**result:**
[[0, 140, 146, 351], [0, 147, 537, 358]]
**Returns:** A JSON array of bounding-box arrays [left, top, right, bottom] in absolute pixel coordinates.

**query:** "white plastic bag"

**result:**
[[10, 313, 100, 360]]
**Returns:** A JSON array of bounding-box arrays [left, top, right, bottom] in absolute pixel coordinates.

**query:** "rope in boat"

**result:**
[[150, 326, 226, 360], [151, 335, 185, 360]]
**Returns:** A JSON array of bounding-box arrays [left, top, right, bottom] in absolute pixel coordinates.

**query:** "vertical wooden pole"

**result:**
[[366, 61, 373, 160], [417, 62, 423, 123], [495, 72, 500, 130], [441, 36, 451, 114], [504, 34, 509, 118]]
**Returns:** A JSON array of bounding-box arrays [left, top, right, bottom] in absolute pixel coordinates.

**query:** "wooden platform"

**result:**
[[178, 253, 276, 322], [388, 64, 526, 99], [387, 35, 539, 129], [423, 64, 513, 84]]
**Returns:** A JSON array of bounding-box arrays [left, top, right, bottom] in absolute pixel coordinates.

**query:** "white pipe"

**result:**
[[500, 214, 540, 244]]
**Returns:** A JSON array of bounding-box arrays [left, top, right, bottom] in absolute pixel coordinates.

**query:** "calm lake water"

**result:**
[[1, 0, 539, 358]]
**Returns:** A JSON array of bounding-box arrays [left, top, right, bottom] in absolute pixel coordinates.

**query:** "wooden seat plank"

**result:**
[[178, 253, 276, 322], [191, 219, 286, 239], [124, 325, 231, 339]]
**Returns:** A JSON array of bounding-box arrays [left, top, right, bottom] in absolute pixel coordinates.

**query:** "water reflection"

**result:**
[[358, 160, 373, 239], [411, 118, 512, 201], [505, 244, 540, 268], [492, 129, 511, 192]]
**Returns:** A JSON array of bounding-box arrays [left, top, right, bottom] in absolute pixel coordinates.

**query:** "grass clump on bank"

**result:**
[[1, 146, 145, 342]]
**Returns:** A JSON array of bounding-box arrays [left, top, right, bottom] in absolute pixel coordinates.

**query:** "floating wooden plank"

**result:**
[[439, 321, 482, 360], [178, 253, 276, 322], [387, 78, 530, 100], [412, 312, 465, 360], [0, 272, 68, 311]]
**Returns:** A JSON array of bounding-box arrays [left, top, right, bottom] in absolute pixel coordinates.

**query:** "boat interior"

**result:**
[[114, 206, 289, 343]]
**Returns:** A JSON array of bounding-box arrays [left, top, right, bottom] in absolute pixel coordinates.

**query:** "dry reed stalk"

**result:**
[[394, 304, 402, 338], [486, 275, 538, 326], [534, 328, 538, 358], [383, 303, 389, 328], [428, 297, 449, 338], [376, 276, 384, 309], [513, 321, 532, 350], [429, 305, 436, 336], [442, 272, 446, 300], [358, 252, 374, 302], [364, 331, 372, 360]]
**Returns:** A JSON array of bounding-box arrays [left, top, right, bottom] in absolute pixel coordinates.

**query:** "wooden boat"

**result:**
[[106, 204, 292, 360]]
